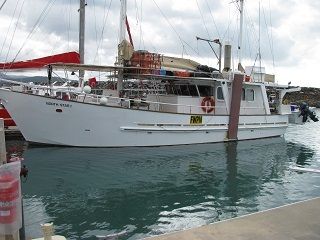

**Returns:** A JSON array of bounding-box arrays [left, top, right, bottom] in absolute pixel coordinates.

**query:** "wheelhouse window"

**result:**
[[188, 85, 198, 96], [246, 89, 255, 101], [242, 88, 245, 100], [216, 86, 224, 100], [165, 84, 198, 96], [198, 85, 213, 97]]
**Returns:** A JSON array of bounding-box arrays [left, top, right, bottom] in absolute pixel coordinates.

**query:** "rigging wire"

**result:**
[[242, 5, 260, 62], [151, 0, 199, 56], [268, 0, 275, 70], [3, 0, 26, 71], [135, 0, 145, 50], [134, 0, 139, 25], [140, 0, 146, 50], [92, 0, 99, 62], [259, 0, 262, 80], [93, 0, 113, 64], [0, 0, 7, 11], [204, 0, 221, 40], [196, 0, 211, 39], [10, 0, 57, 65], [67, 0, 72, 51], [221, 3, 237, 45], [0, 0, 21, 63]]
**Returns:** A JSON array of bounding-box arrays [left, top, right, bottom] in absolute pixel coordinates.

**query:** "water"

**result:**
[[5, 118, 320, 240]]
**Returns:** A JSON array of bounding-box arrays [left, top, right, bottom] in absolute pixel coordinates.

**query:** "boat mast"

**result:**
[[238, 0, 244, 72], [79, 0, 86, 89], [119, 0, 127, 45], [117, 0, 127, 95]]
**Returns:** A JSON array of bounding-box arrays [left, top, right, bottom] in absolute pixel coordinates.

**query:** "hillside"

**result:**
[[284, 87, 320, 108]]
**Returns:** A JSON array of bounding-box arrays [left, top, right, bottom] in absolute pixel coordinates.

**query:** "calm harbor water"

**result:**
[[5, 118, 320, 240]]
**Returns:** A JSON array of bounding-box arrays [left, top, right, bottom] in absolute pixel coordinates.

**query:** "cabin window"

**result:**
[[246, 89, 255, 101], [165, 84, 174, 94], [242, 88, 245, 100], [180, 85, 190, 96], [188, 85, 198, 96], [56, 92, 62, 98], [165, 84, 198, 96], [198, 85, 213, 97], [216, 86, 224, 100]]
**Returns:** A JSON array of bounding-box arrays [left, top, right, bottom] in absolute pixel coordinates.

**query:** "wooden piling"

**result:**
[[227, 73, 244, 140]]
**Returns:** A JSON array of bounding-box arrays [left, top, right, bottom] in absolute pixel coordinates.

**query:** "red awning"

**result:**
[[0, 51, 80, 70]]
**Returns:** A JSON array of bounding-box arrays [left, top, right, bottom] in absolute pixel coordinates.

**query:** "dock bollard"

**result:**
[[32, 223, 66, 240], [41, 223, 53, 240]]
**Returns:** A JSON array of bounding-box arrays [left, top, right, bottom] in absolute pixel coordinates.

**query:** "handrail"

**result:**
[[1, 81, 267, 114], [85, 93, 266, 113]]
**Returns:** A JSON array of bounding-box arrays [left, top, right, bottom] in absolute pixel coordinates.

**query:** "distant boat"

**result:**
[[0, 0, 300, 147]]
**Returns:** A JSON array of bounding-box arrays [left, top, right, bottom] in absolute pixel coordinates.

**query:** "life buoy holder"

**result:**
[[201, 97, 215, 113]]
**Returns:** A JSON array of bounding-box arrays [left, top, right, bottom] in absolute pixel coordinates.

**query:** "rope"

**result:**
[[9, 0, 57, 66], [93, 0, 113, 64], [134, 0, 145, 50], [196, 0, 211, 39], [205, 0, 221, 40], [67, 0, 72, 51], [0, 0, 7, 11], [138, 0, 145, 50], [3, 0, 26, 71], [92, 0, 99, 61], [0, 0, 20, 64], [151, 0, 199, 56], [267, 0, 275, 70]]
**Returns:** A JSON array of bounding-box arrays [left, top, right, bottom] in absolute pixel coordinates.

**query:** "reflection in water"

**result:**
[[287, 143, 315, 166], [5, 131, 320, 239], [224, 142, 239, 218]]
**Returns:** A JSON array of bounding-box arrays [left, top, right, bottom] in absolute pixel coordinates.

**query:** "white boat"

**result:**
[[0, 0, 300, 147]]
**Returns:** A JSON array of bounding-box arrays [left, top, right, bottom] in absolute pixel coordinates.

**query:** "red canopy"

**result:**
[[0, 51, 80, 70]]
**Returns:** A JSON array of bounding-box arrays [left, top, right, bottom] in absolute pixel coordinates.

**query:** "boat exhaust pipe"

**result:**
[[223, 42, 232, 72]]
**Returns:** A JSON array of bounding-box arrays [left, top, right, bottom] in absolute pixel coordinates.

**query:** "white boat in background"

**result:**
[[0, 0, 300, 147]]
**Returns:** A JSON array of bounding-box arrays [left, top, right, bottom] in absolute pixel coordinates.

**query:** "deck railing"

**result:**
[[82, 93, 266, 114], [12, 83, 267, 115]]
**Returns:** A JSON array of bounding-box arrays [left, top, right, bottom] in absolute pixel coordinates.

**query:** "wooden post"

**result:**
[[227, 74, 244, 140], [0, 119, 19, 240]]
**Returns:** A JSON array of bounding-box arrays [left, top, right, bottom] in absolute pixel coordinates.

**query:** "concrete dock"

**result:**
[[147, 197, 320, 240]]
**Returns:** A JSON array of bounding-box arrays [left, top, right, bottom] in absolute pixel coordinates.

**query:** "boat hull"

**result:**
[[0, 89, 288, 147]]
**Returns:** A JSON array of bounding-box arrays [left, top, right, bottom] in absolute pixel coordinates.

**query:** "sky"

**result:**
[[0, 0, 319, 87]]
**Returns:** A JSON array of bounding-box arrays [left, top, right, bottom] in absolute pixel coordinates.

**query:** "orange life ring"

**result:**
[[201, 97, 215, 113]]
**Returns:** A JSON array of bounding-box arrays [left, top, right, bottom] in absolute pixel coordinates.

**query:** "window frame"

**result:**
[[245, 88, 255, 102], [216, 86, 224, 100]]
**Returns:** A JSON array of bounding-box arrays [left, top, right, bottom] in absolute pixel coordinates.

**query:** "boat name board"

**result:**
[[190, 115, 202, 124], [46, 101, 72, 108]]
